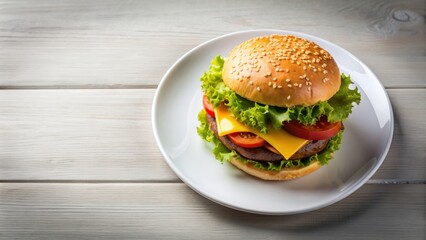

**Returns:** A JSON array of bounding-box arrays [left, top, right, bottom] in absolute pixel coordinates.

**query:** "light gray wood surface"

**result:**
[[0, 0, 425, 88], [0, 0, 425, 239], [1, 183, 424, 240], [0, 89, 424, 181]]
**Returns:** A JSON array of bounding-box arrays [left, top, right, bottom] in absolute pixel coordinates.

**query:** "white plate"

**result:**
[[152, 30, 394, 215]]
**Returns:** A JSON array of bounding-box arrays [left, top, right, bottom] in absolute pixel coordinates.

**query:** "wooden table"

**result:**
[[1, 0, 425, 239]]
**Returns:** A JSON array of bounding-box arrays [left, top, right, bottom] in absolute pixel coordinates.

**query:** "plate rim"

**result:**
[[152, 29, 394, 215]]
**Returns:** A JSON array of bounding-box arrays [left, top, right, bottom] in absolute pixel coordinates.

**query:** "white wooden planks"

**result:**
[[0, 0, 424, 87], [0, 89, 424, 181], [0, 89, 175, 181], [0, 183, 424, 239], [0, 0, 424, 239]]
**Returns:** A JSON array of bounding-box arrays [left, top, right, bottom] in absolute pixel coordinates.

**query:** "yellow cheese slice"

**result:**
[[214, 105, 309, 160]]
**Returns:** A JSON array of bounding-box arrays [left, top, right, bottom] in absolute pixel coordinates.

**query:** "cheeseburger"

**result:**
[[197, 34, 361, 180]]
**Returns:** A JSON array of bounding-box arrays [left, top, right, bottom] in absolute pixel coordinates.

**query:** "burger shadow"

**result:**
[[195, 116, 404, 233], [195, 91, 404, 232], [198, 183, 392, 233], [203, 113, 404, 234]]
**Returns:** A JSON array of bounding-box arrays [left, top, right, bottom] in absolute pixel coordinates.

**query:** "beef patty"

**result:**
[[206, 114, 329, 161]]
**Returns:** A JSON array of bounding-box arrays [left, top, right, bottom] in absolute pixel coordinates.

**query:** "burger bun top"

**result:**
[[222, 35, 341, 107]]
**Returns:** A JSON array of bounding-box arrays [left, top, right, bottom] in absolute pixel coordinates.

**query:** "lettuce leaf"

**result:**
[[201, 56, 361, 132], [325, 74, 362, 122], [197, 109, 343, 171], [198, 56, 353, 171]]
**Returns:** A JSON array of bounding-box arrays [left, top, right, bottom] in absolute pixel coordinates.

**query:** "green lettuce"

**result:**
[[198, 56, 359, 171], [201, 56, 361, 132], [197, 110, 343, 171]]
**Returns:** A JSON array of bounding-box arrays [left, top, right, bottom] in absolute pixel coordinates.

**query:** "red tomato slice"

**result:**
[[283, 117, 341, 140], [202, 95, 215, 117], [228, 132, 265, 148]]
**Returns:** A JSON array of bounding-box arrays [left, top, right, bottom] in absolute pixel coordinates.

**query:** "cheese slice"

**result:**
[[214, 105, 308, 160]]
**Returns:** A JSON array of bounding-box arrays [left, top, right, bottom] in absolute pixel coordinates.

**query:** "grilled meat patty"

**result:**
[[206, 114, 329, 161]]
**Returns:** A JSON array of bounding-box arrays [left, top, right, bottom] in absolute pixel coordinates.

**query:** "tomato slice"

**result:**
[[202, 95, 215, 117], [228, 132, 265, 148], [283, 117, 341, 140]]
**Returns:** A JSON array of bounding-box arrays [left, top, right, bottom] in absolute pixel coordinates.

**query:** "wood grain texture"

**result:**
[[0, 89, 424, 181], [0, 0, 424, 87], [0, 89, 176, 181], [0, 1, 424, 239], [0, 183, 424, 240]]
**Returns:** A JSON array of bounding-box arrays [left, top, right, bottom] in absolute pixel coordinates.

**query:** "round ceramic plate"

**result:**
[[152, 30, 394, 215]]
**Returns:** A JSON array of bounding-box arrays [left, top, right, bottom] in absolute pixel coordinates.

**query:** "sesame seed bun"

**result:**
[[230, 158, 321, 181], [222, 35, 341, 107]]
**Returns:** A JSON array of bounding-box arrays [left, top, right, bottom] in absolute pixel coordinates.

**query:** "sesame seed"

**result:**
[[277, 85, 282, 88], [268, 81, 272, 86], [308, 86, 311, 91], [298, 83, 303, 88], [286, 78, 291, 82], [249, 80, 253, 85], [287, 84, 292, 88], [293, 83, 299, 87], [323, 70, 328, 74], [287, 95, 291, 100], [273, 83, 277, 88], [256, 86, 261, 91]]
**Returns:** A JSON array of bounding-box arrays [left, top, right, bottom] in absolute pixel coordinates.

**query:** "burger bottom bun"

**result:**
[[230, 158, 321, 181]]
